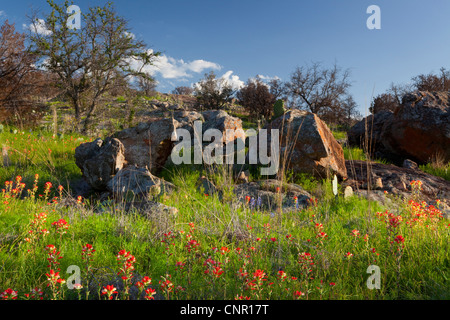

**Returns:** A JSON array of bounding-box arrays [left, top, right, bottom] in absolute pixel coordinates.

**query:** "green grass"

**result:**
[[420, 162, 450, 181], [332, 130, 347, 141], [0, 126, 90, 190], [0, 126, 449, 300], [343, 146, 367, 161]]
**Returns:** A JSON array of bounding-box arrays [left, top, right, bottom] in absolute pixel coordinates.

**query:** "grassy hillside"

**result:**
[[0, 126, 449, 300]]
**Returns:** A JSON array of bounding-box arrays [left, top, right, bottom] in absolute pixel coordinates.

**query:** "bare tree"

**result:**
[[370, 93, 399, 114], [340, 95, 361, 125], [236, 77, 275, 120], [172, 86, 194, 96], [285, 62, 352, 119], [28, 0, 160, 133], [267, 78, 287, 101], [411, 67, 450, 92], [137, 75, 158, 97], [0, 20, 55, 126], [388, 82, 412, 105]]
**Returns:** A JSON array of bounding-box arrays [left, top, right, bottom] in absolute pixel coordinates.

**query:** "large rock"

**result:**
[[112, 118, 177, 174], [234, 179, 312, 213], [202, 110, 246, 143], [347, 110, 394, 160], [383, 91, 450, 163], [106, 166, 174, 198], [74, 137, 125, 190], [263, 110, 347, 179], [348, 91, 450, 164], [343, 160, 450, 202], [75, 110, 245, 192]]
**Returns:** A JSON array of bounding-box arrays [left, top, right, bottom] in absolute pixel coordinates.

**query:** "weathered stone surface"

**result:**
[[112, 118, 177, 174], [233, 179, 312, 213], [347, 110, 394, 160], [75, 138, 125, 190], [235, 170, 250, 184], [403, 159, 419, 171], [383, 91, 450, 163], [197, 175, 218, 196], [202, 110, 246, 143], [75, 110, 246, 192], [344, 160, 450, 202], [264, 110, 347, 179], [107, 166, 174, 197], [348, 91, 450, 164], [173, 111, 204, 131]]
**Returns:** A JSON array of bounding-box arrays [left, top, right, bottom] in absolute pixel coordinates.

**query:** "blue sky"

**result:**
[[2, 0, 450, 115]]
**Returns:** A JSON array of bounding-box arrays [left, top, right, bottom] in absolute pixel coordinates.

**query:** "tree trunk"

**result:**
[[70, 94, 82, 132], [82, 99, 97, 134]]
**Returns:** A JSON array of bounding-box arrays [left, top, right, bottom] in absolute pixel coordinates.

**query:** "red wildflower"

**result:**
[[101, 285, 118, 300]]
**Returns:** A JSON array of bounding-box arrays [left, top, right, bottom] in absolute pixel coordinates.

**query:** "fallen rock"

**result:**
[[107, 166, 174, 198], [263, 110, 347, 179], [347, 110, 394, 160], [75, 110, 247, 192], [234, 179, 312, 213], [202, 110, 246, 143], [403, 159, 419, 171], [75, 137, 126, 190], [344, 160, 450, 202], [2, 145, 10, 167], [197, 175, 218, 196], [383, 91, 450, 163], [374, 177, 383, 189], [235, 170, 250, 184], [112, 118, 177, 175]]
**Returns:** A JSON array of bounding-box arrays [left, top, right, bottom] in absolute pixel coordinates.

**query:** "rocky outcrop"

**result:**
[[347, 110, 394, 159], [112, 118, 177, 175], [234, 179, 312, 213], [75, 110, 245, 194], [107, 166, 174, 198], [348, 91, 450, 164], [263, 110, 347, 179], [343, 160, 450, 203], [74, 137, 125, 190], [383, 91, 450, 163], [202, 110, 246, 143]]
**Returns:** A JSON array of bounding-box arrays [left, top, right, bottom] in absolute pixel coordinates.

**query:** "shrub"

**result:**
[[272, 99, 286, 120]]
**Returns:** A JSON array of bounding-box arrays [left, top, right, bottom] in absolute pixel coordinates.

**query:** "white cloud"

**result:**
[[0, 11, 5, 17], [256, 74, 281, 81], [220, 70, 244, 90], [23, 19, 52, 35], [192, 70, 244, 92], [124, 31, 135, 39], [127, 50, 222, 80], [187, 60, 221, 73]]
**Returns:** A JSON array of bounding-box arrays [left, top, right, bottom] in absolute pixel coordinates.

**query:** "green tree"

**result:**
[[28, 0, 159, 132]]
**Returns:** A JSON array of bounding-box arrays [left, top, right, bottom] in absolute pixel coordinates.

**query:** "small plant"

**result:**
[[273, 99, 286, 120]]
